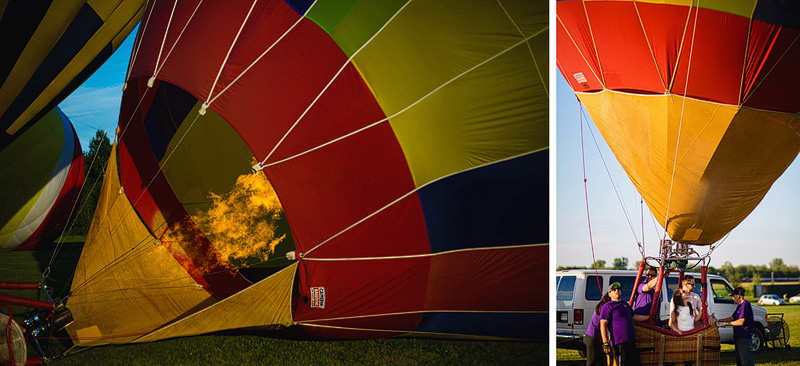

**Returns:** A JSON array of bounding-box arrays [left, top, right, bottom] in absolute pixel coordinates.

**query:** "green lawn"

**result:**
[[557, 302, 800, 365], [3, 240, 546, 365]]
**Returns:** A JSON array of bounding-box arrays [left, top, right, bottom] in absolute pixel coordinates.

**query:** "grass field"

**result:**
[[2, 239, 547, 365], [557, 302, 800, 365]]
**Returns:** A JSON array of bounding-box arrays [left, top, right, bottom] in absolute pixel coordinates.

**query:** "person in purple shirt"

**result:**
[[600, 282, 642, 366], [632, 267, 661, 323], [584, 293, 611, 366], [717, 287, 754, 366]]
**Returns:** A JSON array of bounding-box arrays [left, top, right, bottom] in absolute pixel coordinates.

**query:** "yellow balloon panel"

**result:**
[[352, 0, 548, 188], [0, 109, 64, 247], [579, 90, 800, 244], [67, 144, 214, 346]]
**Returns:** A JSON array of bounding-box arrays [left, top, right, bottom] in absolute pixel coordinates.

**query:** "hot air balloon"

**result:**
[[63, 0, 548, 347], [0, 107, 84, 251], [558, 0, 799, 363], [0, 0, 147, 150], [557, 0, 800, 246]]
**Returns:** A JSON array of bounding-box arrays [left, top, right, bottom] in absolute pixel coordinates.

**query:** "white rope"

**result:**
[[556, 15, 603, 89], [581, 0, 606, 86], [264, 29, 542, 169], [631, 0, 668, 93], [259, 0, 413, 165], [154, 0, 179, 75], [302, 149, 544, 257], [125, 0, 156, 83], [205, 0, 259, 109], [578, 103, 641, 245], [663, 0, 701, 242], [302, 243, 546, 261], [667, 2, 695, 91], [206, 0, 321, 107], [741, 33, 800, 106], [298, 308, 538, 324], [497, 0, 547, 98], [153, 0, 205, 78]]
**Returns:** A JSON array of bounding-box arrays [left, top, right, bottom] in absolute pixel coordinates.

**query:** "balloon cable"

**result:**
[[662, 0, 701, 244], [125, 0, 158, 83], [578, 104, 641, 245], [579, 98, 602, 291]]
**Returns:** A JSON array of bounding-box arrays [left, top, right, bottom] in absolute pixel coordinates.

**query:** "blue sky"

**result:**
[[556, 73, 800, 268], [55, 24, 798, 269], [59, 27, 138, 152]]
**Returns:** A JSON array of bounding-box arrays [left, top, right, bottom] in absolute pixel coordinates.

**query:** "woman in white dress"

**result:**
[[668, 288, 702, 335]]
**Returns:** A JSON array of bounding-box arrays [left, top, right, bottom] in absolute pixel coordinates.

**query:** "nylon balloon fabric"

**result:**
[[0, 107, 84, 251], [66, 0, 548, 345], [0, 0, 147, 149], [557, 0, 800, 245]]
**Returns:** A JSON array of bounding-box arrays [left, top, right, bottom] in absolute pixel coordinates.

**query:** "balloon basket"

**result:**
[[634, 323, 720, 366]]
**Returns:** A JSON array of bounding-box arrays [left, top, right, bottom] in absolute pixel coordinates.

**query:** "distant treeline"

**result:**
[[68, 130, 112, 236], [557, 257, 800, 287]]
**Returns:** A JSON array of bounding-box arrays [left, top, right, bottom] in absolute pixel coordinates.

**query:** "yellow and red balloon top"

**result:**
[[558, 0, 800, 245]]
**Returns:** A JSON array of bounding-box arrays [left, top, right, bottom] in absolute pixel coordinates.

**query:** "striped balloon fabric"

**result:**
[[0, 0, 146, 149], [0, 107, 84, 251]]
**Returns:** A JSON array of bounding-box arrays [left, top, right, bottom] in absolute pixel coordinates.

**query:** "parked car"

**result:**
[[790, 294, 800, 303], [556, 269, 770, 354], [758, 294, 786, 306]]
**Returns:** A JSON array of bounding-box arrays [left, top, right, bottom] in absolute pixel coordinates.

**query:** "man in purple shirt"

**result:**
[[584, 294, 611, 366], [633, 267, 660, 323], [600, 282, 641, 366], [717, 287, 754, 366]]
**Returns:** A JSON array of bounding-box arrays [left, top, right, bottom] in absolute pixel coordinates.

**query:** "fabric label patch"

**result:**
[[310, 287, 326, 308], [573, 72, 587, 84]]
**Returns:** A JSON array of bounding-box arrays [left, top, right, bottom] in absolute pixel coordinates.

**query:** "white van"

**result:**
[[555, 269, 770, 354]]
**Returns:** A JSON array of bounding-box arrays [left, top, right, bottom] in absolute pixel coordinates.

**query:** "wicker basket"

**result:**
[[634, 323, 720, 366]]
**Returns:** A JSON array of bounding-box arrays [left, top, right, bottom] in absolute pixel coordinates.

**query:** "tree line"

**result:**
[[68, 130, 112, 236], [557, 257, 800, 286]]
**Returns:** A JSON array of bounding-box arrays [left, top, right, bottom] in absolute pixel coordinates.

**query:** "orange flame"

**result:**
[[197, 171, 285, 265], [161, 160, 286, 274]]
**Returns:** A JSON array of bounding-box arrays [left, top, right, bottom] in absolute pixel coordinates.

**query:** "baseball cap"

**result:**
[[610, 282, 621, 289], [730, 287, 745, 296]]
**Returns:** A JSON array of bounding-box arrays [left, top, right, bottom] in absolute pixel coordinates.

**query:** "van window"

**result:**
[[585, 276, 604, 301], [609, 276, 636, 300], [710, 279, 734, 304], [557, 276, 576, 301], [665, 277, 702, 299]]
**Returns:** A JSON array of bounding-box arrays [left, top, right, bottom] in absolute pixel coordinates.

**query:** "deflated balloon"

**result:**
[[0, 107, 84, 251]]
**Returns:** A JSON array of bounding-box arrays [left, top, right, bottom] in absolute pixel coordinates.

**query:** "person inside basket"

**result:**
[[669, 275, 702, 327], [600, 282, 642, 366], [632, 266, 661, 324], [668, 288, 701, 335]]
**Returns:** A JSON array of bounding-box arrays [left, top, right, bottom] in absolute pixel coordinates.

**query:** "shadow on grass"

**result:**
[[31, 237, 84, 299]]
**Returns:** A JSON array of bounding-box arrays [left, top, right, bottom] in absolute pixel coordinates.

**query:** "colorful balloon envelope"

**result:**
[[0, 0, 146, 149], [66, 0, 548, 345], [557, 0, 800, 245], [0, 107, 84, 251]]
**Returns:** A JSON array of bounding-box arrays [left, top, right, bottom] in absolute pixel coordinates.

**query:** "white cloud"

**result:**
[[59, 84, 124, 151]]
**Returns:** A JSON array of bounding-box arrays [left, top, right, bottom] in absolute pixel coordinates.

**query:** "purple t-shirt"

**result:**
[[732, 300, 754, 339], [600, 300, 636, 346], [634, 281, 660, 320], [586, 312, 601, 338]]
